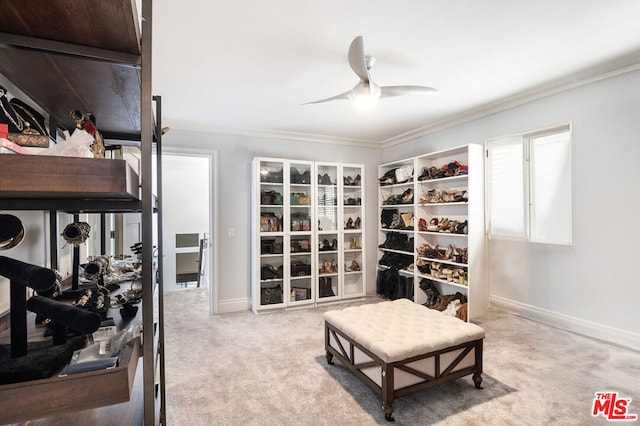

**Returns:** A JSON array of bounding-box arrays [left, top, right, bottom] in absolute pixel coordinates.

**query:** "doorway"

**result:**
[[161, 152, 214, 311]]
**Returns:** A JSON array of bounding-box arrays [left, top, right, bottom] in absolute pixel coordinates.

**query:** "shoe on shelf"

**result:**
[[350, 236, 362, 249], [401, 188, 414, 203], [350, 259, 361, 271], [401, 213, 414, 229]]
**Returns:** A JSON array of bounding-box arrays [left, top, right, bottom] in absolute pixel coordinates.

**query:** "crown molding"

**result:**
[[168, 121, 381, 148], [381, 49, 640, 149]]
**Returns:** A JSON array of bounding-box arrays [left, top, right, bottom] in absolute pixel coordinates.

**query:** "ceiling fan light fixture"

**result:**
[[352, 81, 380, 108], [353, 91, 379, 108], [302, 36, 437, 107]]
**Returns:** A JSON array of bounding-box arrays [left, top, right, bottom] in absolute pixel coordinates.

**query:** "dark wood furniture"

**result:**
[[0, 0, 164, 424], [325, 321, 483, 421], [323, 300, 484, 421]]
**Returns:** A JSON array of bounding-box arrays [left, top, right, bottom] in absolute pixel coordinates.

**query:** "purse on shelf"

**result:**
[[261, 190, 283, 205], [260, 212, 281, 232], [0, 86, 50, 147], [290, 238, 310, 253], [290, 260, 311, 276], [260, 264, 283, 280], [261, 284, 283, 305]]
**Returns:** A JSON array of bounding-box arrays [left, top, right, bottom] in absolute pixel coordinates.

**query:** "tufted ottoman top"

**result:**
[[324, 299, 485, 363]]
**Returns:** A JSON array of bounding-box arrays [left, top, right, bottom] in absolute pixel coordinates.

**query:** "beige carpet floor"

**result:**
[[164, 288, 640, 425]]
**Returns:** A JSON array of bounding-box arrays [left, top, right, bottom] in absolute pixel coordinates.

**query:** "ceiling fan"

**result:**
[[303, 36, 438, 107]]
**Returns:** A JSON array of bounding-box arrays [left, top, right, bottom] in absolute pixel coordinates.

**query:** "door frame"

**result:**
[[162, 148, 219, 315]]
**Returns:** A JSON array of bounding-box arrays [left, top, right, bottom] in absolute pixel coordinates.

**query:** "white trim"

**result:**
[[490, 295, 640, 352], [217, 297, 251, 313], [210, 150, 219, 315], [166, 122, 381, 148], [162, 148, 219, 314]]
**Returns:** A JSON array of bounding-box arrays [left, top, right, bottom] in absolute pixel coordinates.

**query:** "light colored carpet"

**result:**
[[164, 288, 640, 425]]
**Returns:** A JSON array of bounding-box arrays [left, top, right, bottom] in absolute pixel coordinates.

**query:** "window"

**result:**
[[486, 124, 572, 245]]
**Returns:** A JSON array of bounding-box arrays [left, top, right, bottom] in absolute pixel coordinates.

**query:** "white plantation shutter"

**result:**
[[487, 136, 525, 238], [530, 130, 572, 244], [487, 125, 572, 245]]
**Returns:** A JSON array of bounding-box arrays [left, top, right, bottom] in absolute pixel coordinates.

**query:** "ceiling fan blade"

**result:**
[[380, 85, 438, 98], [348, 36, 370, 83], [302, 90, 354, 105]]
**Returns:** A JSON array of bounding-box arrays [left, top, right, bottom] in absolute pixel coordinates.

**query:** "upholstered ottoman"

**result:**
[[324, 299, 485, 421]]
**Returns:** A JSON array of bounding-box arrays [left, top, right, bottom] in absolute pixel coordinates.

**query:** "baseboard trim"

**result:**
[[490, 296, 640, 352], [216, 298, 251, 314]]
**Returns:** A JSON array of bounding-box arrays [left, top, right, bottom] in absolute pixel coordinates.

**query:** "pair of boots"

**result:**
[[378, 232, 412, 252]]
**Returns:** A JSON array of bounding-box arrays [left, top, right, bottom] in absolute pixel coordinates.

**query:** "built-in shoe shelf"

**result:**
[[376, 144, 487, 320]]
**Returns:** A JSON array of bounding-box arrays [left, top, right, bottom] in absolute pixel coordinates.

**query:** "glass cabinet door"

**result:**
[[288, 161, 314, 305], [316, 163, 339, 300], [342, 164, 364, 297], [258, 159, 285, 307]]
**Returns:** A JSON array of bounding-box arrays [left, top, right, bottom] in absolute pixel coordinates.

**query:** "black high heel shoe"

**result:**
[[354, 217, 361, 229], [353, 174, 361, 186], [345, 217, 353, 229]]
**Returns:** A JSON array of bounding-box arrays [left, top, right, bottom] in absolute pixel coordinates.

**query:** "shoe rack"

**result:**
[[377, 144, 487, 320], [252, 158, 366, 313]]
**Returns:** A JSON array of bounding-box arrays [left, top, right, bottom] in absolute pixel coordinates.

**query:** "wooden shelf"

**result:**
[[0, 0, 142, 139], [0, 337, 141, 425], [0, 155, 139, 200]]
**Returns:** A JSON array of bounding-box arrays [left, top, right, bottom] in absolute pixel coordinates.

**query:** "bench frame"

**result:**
[[325, 320, 483, 421]]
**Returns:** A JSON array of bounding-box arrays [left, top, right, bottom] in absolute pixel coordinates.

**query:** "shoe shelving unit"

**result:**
[[0, 1, 164, 424], [377, 144, 487, 320], [252, 158, 365, 313]]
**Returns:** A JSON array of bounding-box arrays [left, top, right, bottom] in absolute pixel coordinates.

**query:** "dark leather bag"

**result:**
[[261, 284, 283, 305]]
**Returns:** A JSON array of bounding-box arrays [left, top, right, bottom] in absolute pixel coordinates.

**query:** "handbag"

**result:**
[[290, 260, 311, 276], [261, 284, 283, 305], [290, 212, 310, 231], [260, 212, 281, 232], [261, 264, 283, 280], [260, 190, 282, 205]]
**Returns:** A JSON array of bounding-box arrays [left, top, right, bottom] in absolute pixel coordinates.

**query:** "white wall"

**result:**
[[384, 69, 640, 347]]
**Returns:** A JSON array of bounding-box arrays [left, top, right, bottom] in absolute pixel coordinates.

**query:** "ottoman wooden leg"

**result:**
[[382, 362, 395, 421], [326, 351, 334, 365], [473, 372, 483, 389]]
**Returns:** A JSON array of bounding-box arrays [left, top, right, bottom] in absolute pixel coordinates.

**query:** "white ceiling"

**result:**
[[152, 0, 640, 146]]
